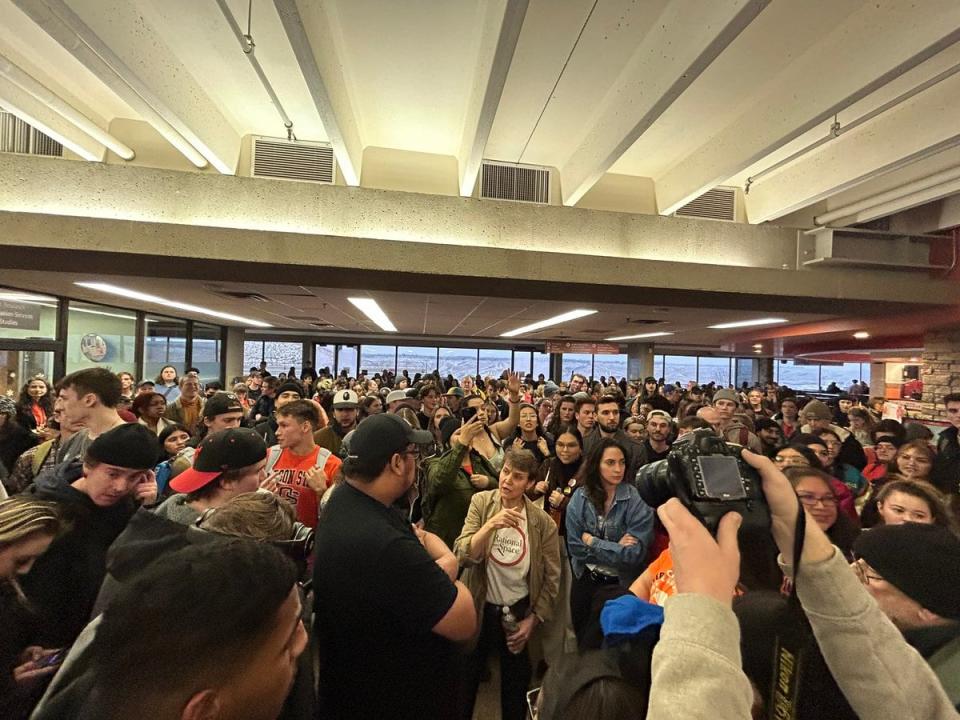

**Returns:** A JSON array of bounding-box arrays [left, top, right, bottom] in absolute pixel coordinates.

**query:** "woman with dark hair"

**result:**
[[785, 467, 860, 559], [15, 378, 53, 436], [154, 365, 180, 403], [357, 394, 382, 421], [424, 406, 452, 457], [0, 398, 36, 477], [865, 477, 956, 531], [132, 392, 173, 435], [565, 438, 654, 641], [509, 402, 553, 463]]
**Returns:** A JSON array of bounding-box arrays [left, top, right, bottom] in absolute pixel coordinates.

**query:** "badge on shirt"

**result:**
[[490, 525, 528, 567]]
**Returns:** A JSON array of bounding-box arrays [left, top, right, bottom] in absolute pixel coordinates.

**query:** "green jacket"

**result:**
[[422, 443, 497, 549]]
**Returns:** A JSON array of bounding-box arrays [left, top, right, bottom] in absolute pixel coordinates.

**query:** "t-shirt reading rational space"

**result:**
[[485, 506, 530, 607], [313, 482, 460, 720]]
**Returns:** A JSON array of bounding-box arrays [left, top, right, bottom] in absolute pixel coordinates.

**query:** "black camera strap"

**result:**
[[768, 501, 807, 720]]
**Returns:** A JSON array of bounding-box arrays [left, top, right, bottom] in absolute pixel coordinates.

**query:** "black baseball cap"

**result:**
[[170, 428, 267, 493], [347, 414, 433, 466], [202, 392, 244, 419]]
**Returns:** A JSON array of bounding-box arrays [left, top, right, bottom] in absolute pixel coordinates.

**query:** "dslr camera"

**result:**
[[635, 428, 769, 535]]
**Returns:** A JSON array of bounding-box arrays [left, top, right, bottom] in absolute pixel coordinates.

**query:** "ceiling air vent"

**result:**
[[480, 161, 550, 204], [675, 186, 736, 221], [209, 290, 271, 303], [0, 107, 63, 157], [251, 136, 335, 184]]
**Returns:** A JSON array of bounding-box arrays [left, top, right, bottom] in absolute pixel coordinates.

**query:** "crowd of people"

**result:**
[[0, 362, 958, 719]]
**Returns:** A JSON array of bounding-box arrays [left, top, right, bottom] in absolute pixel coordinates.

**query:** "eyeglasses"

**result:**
[[852, 559, 883, 585], [796, 492, 838, 508]]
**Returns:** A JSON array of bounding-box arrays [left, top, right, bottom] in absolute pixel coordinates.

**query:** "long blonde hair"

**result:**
[[0, 496, 62, 600]]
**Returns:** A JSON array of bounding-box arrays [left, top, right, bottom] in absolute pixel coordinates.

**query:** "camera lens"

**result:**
[[634, 458, 675, 508]]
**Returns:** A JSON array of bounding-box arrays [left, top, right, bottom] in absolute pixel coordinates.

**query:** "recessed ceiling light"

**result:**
[[752, 343, 763, 349], [708, 318, 787, 330], [754, 349, 763, 353], [853, 331, 870, 339], [909, 357, 919, 362], [605, 331, 674, 341], [348, 297, 397, 332], [500, 309, 597, 338], [74, 282, 272, 327]]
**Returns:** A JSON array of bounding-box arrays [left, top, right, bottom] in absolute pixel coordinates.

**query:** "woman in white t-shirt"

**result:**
[[455, 448, 561, 720]]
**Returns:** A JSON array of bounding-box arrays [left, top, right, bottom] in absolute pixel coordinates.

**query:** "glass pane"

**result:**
[[143, 315, 187, 382], [533, 352, 551, 381], [697, 357, 731, 386], [478, 348, 512, 379], [243, 341, 263, 372], [0, 349, 55, 397], [360, 345, 397, 375], [315, 344, 335, 375], [819, 362, 865, 392], [735, 358, 754, 388], [592, 353, 627, 381], [398, 346, 438, 377], [0, 289, 58, 340], [66, 301, 137, 375], [512, 351, 532, 376], [262, 342, 302, 376], [336, 345, 357, 377], [653, 354, 665, 380], [562, 353, 592, 382], [776, 359, 820, 390], [192, 323, 222, 385], [663, 355, 697, 386], [439, 347, 477, 379]]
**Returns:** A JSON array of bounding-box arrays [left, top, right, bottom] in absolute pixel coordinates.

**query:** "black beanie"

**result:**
[[276, 381, 304, 398], [854, 523, 960, 620], [86, 423, 161, 470]]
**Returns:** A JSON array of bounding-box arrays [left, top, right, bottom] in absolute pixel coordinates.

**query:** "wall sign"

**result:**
[[80, 334, 108, 362], [545, 341, 621, 355], [0, 300, 41, 330]]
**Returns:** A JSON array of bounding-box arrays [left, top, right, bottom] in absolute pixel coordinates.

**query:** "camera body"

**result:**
[[635, 428, 769, 535]]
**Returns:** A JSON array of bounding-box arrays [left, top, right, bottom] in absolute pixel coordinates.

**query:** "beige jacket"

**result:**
[[454, 490, 561, 624]]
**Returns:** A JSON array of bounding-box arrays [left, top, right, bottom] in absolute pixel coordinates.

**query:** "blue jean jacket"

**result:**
[[565, 483, 654, 584]]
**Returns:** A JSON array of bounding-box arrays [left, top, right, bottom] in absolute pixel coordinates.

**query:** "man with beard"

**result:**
[[584, 395, 642, 483]]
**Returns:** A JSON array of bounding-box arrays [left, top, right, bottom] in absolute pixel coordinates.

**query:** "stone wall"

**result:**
[[920, 329, 960, 420]]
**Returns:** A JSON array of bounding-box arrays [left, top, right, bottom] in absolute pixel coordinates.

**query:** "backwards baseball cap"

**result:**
[[169, 428, 267, 494], [347, 413, 433, 467], [801, 400, 832, 422], [643, 376, 657, 384], [202, 392, 244, 419], [854, 523, 960, 620], [444, 386, 465, 398], [331, 389, 359, 409], [137, 379, 155, 388], [86, 424, 160, 470]]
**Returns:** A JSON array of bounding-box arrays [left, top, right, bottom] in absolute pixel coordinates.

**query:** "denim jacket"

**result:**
[[565, 483, 654, 584]]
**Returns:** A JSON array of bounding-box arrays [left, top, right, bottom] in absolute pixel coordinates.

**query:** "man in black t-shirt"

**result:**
[[313, 413, 476, 720]]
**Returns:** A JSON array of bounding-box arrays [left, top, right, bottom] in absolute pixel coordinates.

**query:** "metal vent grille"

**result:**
[[480, 161, 550, 204], [251, 136, 335, 184], [675, 187, 736, 221], [0, 108, 63, 157]]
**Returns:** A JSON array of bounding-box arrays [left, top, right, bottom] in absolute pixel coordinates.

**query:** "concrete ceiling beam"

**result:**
[[0, 73, 105, 160], [746, 71, 960, 224], [273, 0, 362, 186], [654, 1, 960, 216], [12, 0, 241, 172], [457, 0, 529, 197], [559, 0, 769, 207]]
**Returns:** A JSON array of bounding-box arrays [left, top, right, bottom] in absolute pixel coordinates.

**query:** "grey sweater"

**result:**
[[152, 493, 201, 526]]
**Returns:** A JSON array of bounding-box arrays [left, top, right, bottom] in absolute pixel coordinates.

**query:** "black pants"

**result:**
[[570, 569, 620, 644], [462, 598, 532, 720]]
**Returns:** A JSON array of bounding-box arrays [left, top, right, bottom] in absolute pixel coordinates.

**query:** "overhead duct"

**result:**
[[799, 226, 954, 272]]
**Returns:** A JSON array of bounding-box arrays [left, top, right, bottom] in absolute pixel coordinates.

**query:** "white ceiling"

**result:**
[[1, 0, 959, 225]]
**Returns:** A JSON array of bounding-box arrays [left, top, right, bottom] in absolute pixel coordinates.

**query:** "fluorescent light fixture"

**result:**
[[708, 318, 787, 330], [500, 309, 597, 338], [348, 297, 397, 332], [71, 306, 136, 321], [75, 282, 272, 327], [853, 331, 870, 339], [605, 331, 673, 341], [752, 343, 763, 349], [0, 291, 56, 302]]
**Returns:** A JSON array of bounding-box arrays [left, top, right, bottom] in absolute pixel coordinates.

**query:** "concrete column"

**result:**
[[626, 343, 655, 382], [224, 327, 246, 385], [548, 353, 563, 384], [870, 362, 886, 400], [757, 358, 774, 386]]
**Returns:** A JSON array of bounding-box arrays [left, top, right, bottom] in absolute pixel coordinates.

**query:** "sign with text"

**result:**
[[0, 300, 40, 330], [545, 341, 620, 355]]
